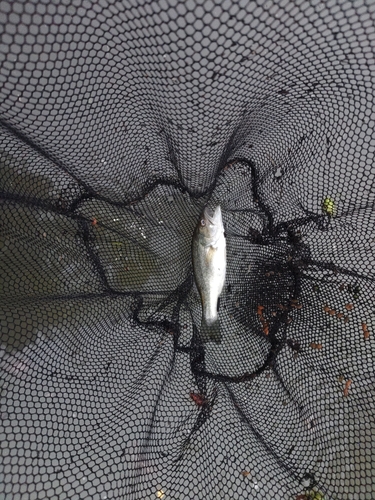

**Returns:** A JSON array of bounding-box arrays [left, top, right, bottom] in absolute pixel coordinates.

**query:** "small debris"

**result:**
[[290, 298, 302, 309], [322, 196, 336, 217], [324, 304, 350, 321], [287, 339, 300, 351], [189, 392, 206, 407], [91, 218, 98, 226], [310, 342, 322, 350], [297, 493, 325, 500], [224, 161, 236, 171], [338, 375, 344, 383], [348, 284, 360, 299], [343, 379, 352, 397], [241, 470, 251, 477], [257, 305, 269, 335], [309, 492, 325, 500]]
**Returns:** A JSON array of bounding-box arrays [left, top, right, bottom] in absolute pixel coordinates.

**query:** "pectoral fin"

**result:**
[[205, 245, 216, 264]]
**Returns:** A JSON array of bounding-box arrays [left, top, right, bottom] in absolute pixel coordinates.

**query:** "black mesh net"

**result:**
[[1, 1, 375, 499]]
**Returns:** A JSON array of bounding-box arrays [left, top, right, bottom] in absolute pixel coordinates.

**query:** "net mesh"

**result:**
[[1, 1, 375, 499]]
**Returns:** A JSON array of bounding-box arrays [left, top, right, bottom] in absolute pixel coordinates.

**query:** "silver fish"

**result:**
[[192, 205, 226, 342]]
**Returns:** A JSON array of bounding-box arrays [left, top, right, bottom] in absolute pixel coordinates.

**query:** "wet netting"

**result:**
[[1, 0, 375, 499]]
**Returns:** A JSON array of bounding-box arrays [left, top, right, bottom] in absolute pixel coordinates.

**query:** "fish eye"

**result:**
[[200, 219, 206, 226]]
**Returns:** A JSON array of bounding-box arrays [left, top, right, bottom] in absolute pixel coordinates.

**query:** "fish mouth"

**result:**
[[203, 205, 221, 223]]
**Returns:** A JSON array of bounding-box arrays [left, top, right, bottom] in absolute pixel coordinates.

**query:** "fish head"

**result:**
[[197, 205, 224, 239]]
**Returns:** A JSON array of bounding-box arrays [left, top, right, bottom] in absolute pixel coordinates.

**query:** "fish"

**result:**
[[192, 205, 226, 343]]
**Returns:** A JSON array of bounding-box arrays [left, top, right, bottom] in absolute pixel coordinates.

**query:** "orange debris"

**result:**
[[310, 342, 322, 350], [362, 322, 370, 340], [257, 305, 264, 316], [343, 379, 352, 397]]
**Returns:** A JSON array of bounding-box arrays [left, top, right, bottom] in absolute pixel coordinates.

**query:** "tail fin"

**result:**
[[200, 316, 222, 344]]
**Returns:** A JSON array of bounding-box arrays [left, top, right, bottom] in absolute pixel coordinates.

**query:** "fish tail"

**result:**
[[200, 316, 222, 344], [203, 300, 219, 326]]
